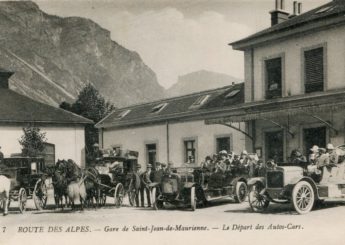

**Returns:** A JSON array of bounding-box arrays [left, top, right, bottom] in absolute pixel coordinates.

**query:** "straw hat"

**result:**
[[310, 145, 319, 152], [327, 143, 335, 150]]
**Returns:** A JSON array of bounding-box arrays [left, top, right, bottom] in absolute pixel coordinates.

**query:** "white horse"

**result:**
[[0, 175, 10, 216]]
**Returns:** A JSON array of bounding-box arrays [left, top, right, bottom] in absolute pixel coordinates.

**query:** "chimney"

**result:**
[[298, 2, 302, 14], [289, 1, 299, 18], [270, 0, 290, 26], [0, 69, 14, 89]]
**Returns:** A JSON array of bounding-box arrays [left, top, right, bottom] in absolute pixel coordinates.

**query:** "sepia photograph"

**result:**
[[0, 0, 344, 244]]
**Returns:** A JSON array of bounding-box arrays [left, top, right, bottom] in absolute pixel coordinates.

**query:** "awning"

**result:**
[[205, 93, 345, 124], [205, 90, 345, 137]]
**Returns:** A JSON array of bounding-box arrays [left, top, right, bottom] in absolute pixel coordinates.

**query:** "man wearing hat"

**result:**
[[215, 150, 228, 173], [327, 143, 339, 165], [89, 143, 103, 163], [133, 164, 143, 207], [309, 145, 319, 164], [316, 148, 329, 169], [140, 164, 152, 207], [153, 162, 164, 182]]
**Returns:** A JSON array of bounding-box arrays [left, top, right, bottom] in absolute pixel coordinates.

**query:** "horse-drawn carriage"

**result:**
[[150, 163, 250, 211], [0, 157, 48, 213], [90, 149, 140, 208]]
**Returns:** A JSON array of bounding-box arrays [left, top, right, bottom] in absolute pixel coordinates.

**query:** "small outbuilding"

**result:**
[[0, 68, 92, 167]]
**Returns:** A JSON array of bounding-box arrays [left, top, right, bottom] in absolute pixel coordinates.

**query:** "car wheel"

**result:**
[[248, 183, 269, 212], [292, 181, 315, 214], [190, 187, 197, 211], [234, 181, 248, 203]]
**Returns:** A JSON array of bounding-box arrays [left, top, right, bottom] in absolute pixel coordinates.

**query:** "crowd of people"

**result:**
[[200, 150, 263, 178], [304, 143, 340, 179]]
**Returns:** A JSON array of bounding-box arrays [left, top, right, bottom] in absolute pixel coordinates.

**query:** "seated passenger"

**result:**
[[290, 149, 307, 166], [309, 145, 320, 164], [316, 148, 330, 169], [215, 150, 228, 173], [327, 143, 338, 166], [200, 156, 214, 172]]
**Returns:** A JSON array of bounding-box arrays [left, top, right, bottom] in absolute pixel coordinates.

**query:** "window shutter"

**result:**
[[304, 47, 324, 93]]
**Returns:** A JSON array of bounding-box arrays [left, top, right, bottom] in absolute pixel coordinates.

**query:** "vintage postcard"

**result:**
[[0, 0, 344, 244]]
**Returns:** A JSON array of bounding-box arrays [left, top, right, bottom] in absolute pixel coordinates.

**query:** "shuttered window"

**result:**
[[265, 57, 282, 99], [304, 47, 324, 93]]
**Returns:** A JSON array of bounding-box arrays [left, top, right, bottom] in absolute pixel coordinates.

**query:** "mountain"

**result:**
[[0, 1, 164, 107], [166, 70, 241, 97]]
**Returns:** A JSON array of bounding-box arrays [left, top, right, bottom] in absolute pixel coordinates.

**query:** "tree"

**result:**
[[59, 84, 115, 155], [19, 126, 47, 157]]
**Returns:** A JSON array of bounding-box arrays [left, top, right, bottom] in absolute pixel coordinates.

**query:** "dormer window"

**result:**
[[151, 103, 168, 113], [117, 109, 131, 119], [225, 89, 240, 99], [190, 95, 210, 109]]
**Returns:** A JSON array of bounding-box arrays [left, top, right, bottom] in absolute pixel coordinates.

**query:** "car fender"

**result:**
[[247, 177, 265, 187], [231, 176, 248, 187], [285, 176, 319, 199]]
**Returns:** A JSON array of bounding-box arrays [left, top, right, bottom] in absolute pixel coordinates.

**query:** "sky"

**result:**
[[35, 0, 330, 88]]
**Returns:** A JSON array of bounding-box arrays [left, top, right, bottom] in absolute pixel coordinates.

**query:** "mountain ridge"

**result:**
[[0, 1, 164, 107]]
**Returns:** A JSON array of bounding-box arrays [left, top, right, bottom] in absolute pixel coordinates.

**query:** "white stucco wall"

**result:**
[[245, 25, 345, 102], [101, 120, 247, 170], [254, 111, 345, 162], [0, 125, 86, 167]]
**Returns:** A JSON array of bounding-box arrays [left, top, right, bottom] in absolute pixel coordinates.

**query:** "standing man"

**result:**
[[133, 164, 142, 207], [140, 164, 152, 207], [153, 162, 163, 183]]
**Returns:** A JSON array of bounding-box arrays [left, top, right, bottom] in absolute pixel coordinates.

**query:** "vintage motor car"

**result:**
[[248, 147, 345, 214], [150, 163, 250, 211]]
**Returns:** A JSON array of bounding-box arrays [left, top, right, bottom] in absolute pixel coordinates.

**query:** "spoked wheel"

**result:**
[[292, 181, 315, 214], [234, 181, 248, 203], [248, 183, 269, 212], [33, 179, 48, 210], [114, 183, 124, 208], [190, 187, 197, 211], [128, 189, 137, 207], [152, 187, 163, 210], [18, 188, 27, 213]]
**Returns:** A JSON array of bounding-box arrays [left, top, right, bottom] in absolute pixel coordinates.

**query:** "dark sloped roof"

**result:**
[[231, 0, 345, 50], [0, 89, 92, 125], [96, 83, 244, 128]]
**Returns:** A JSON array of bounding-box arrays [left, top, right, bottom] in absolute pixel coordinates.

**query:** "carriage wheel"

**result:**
[[292, 181, 315, 215], [152, 187, 163, 210], [114, 183, 124, 208], [190, 187, 197, 211], [234, 181, 248, 203], [33, 179, 48, 210], [18, 188, 27, 213], [248, 183, 269, 212], [128, 189, 137, 207]]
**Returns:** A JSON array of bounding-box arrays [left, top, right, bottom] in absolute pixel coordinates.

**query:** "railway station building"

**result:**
[[96, 84, 249, 169], [207, 0, 345, 163]]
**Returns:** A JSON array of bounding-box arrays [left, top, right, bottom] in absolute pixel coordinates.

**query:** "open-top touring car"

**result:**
[[248, 146, 345, 214], [150, 163, 250, 211]]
